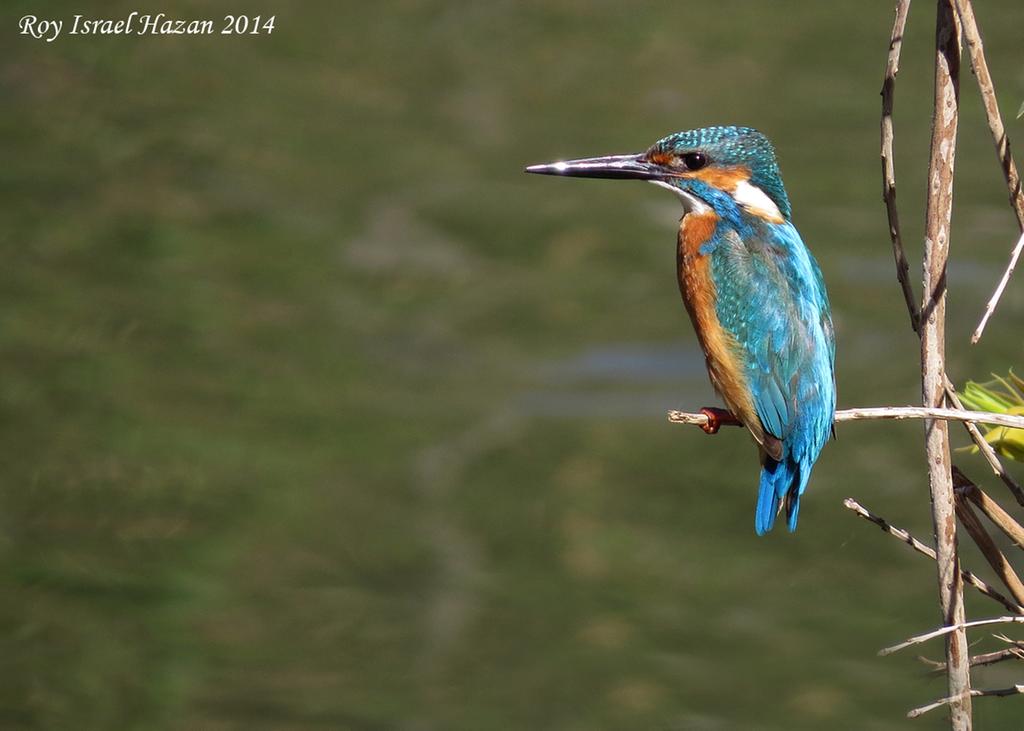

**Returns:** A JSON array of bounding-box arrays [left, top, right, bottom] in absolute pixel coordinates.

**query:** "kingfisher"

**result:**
[[526, 126, 835, 534]]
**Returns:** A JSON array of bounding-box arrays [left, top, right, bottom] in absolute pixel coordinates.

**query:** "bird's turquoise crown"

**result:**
[[648, 126, 792, 219]]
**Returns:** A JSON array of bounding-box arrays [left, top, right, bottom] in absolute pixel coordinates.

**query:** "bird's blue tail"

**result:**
[[756, 456, 811, 535]]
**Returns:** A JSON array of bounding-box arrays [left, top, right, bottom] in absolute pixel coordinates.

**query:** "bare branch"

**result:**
[[843, 498, 1024, 614], [993, 633, 1024, 648], [971, 230, 1024, 344], [667, 405, 1024, 431], [920, 646, 1024, 674], [953, 0, 1024, 228], [908, 685, 1024, 718], [881, 615, 1024, 656], [881, 0, 920, 332], [944, 376, 1024, 507], [953, 474, 1024, 606], [919, 655, 947, 671]]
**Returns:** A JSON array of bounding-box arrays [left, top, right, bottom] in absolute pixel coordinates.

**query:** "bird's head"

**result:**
[[526, 126, 791, 223]]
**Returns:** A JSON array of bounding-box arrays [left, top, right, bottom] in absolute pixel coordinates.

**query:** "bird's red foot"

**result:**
[[699, 407, 740, 434]]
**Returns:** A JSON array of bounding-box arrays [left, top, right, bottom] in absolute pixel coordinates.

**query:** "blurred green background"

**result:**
[[4, 1, 1024, 728]]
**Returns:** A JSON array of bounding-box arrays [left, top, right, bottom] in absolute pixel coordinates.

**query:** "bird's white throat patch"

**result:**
[[648, 180, 711, 215], [732, 180, 784, 222], [649, 178, 783, 222]]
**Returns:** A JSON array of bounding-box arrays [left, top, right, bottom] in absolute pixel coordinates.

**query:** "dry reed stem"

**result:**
[[920, 2, 969, 719], [957, 479, 1024, 549], [953, 486, 1024, 607]]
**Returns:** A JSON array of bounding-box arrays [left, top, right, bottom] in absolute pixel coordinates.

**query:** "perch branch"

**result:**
[[881, 615, 1024, 656], [944, 376, 1024, 507], [667, 406, 1024, 431], [843, 498, 1023, 614], [908, 686, 1024, 719], [881, 0, 920, 332]]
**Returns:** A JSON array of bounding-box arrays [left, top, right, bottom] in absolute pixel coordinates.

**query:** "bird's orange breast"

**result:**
[[677, 211, 763, 442]]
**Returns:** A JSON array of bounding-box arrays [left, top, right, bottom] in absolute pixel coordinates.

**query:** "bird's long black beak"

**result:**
[[524, 153, 660, 180]]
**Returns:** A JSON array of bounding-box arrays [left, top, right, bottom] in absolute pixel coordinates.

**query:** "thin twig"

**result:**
[[953, 0, 1024, 228], [944, 376, 1024, 507], [956, 476, 1024, 548], [843, 498, 1024, 614], [993, 633, 1024, 647], [881, 615, 1024, 656], [953, 477, 1024, 606], [971, 230, 1024, 343], [919, 646, 1024, 674], [954, 0, 1024, 344], [907, 685, 1024, 718], [667, 406, 1024, 431], [881, 0, 920, 332]]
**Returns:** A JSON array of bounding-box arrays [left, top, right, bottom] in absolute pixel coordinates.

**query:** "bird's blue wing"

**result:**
[[707, 223, 835, 532]]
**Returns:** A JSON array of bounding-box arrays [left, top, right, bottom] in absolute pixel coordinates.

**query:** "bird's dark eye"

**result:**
[[681, 152, 708, 171]]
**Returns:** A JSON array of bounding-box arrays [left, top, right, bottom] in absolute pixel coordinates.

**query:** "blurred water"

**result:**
[[4, 1, 1024, 730], [522, 341, 709, 418]]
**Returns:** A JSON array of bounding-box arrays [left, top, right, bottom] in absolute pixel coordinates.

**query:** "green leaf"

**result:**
[[957, 370, 1024, 462], [960, 381, 1015, 412], [1018, 100, 1024, 119], [984, 426, 1024, 462]]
